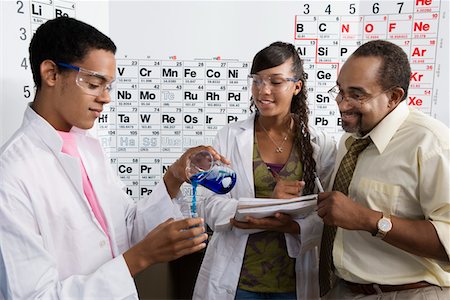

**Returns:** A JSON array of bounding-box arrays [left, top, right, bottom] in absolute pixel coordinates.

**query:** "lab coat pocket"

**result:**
[[357, 177, 400, 213]]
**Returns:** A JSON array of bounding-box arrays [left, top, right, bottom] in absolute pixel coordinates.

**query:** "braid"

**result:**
[[292, 105, 316, 195], [286, 43, 317, 194]]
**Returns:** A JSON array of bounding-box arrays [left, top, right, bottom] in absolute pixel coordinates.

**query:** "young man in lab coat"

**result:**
[[0, 16, 217, 299]]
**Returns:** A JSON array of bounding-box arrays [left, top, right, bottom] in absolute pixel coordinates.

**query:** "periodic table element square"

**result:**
[[116, 88, 139, 104], [205, 107, 228, 129], [339, 15, 364, 39], [138, 61, 162, 82], [97, 105, 117, 127], [183, 107, 205, 129], [160, 133, 183, 153], [205, 62, 229, 83], [388, 14, 414, 39], [410, 38, 438, 63], [139, 132, 160, 153], [410, 64, 435, 87], [160, 107, 182, 129], [205, 85, 228, 104], [116, 60, 139, 78], [412, 12, 440, 38], [407, 88, 433, 112], [362, 15, 389, 40], [295, 15, 320, 39], [161, 61, 183, 82], [183, 61, 207, 81], [227, 85, 249, 106], [138, 86, 161, 104], [116, 106, 139, 128], [138, 108, 161, 128], [139, 157, 163, 178], [160, 88, 183, 105], [117, 157, 140, 179], [183, 84, 206, 102], [294, 40, 318, 59]]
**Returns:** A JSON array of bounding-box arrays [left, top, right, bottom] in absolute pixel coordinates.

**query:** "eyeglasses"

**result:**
[[328, 85, 393, 105], [56, 62, 115, 97], [248, 74, 298, 93]]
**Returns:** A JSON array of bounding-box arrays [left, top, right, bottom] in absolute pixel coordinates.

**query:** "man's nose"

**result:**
[[97, 89, 111, 104], [337, 98, 354, 111]]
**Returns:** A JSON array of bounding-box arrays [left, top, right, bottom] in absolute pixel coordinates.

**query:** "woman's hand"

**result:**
[[272, 178, 305, 199]]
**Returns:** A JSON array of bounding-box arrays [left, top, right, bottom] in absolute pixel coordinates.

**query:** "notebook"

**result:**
[[234, 194, 318, 222]]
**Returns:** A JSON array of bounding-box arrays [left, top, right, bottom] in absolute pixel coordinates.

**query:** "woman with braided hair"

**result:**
[[193, 42, 336, 300]]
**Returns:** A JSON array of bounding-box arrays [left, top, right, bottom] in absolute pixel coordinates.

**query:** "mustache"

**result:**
[[340, 109, 361, 116]]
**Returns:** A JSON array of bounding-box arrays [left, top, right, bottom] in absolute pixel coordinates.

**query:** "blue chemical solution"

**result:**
[[189, 165, 236, 245], [189, 166, 237, 195], [191, 180, 198, 217], [190, 180, 206, 244]]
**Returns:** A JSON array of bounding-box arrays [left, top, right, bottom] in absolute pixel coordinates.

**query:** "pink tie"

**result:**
[[58, 131, 113, 257]]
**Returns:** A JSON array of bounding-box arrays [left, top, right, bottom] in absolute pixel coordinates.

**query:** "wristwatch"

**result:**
[[373, 213, 392, 239]]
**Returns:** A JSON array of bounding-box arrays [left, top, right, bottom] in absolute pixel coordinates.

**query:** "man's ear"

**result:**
[[389, 86, 405, 107], [40, 60, 59, 87]]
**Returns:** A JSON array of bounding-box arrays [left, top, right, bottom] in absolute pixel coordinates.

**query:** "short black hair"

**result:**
[[351, 40, 410, 101], [29, 16, 116, 89]]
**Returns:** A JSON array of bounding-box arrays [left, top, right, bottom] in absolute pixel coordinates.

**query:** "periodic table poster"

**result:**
[[1, 0, 449, 202]]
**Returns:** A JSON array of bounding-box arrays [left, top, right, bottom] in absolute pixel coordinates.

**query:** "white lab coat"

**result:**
[[0, 106, 182, 299], [193, 114, 336, 300]]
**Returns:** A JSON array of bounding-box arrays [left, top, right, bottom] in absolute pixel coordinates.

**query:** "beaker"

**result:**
[[186, 150, 236, 194]]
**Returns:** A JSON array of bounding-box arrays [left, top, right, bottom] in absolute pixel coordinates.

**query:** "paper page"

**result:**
[[235, 195, 318, 222]]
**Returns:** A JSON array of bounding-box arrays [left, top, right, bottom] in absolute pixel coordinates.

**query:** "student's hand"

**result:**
[[164, 145, 230, 198], [230, 213, 300, 235], [317, 191, 377, 231], [123, 218, 207, 277], [272, 178, 305, 199]]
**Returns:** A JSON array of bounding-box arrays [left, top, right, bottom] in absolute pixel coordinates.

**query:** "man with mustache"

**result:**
[[317, 40, 449, 299]]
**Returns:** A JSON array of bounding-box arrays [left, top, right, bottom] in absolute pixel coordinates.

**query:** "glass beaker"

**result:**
[[186, 150, 237, 195]]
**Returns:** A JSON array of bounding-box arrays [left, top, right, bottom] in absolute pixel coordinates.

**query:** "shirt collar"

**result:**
[[344, 101, 410, 153], [24, 104, 91, 153]]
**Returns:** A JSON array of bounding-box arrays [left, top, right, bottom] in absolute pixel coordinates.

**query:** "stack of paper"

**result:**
[[234, 194, 318, 222]]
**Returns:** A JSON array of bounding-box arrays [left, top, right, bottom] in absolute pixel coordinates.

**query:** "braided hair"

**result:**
[[249, 41, 317, 194]]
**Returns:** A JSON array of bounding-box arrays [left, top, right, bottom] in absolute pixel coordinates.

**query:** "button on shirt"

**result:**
[[330, 102, 450, 286]]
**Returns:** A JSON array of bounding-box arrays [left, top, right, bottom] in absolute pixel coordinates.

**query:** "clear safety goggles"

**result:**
[[57, 62, 115, 97], [248, 74, 298, 93]]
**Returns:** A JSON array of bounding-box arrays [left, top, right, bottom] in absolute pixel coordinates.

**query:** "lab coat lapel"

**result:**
[[57, 153, 86, 200], [28, 110, 86, 202], [235, 117, 255, 191], [25, 106, 108, 236], [76, 132, 118, 251]]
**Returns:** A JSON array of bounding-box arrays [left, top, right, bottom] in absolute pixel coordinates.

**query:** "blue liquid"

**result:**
[[190, 166, 237, 194], [191, 180, 198, 217]]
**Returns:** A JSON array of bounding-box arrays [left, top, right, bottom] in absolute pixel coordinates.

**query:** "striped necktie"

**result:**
[[319, 137, 372, 296]]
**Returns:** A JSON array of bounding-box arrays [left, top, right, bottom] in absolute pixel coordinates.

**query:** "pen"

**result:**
[[314, 172, 324, 193]]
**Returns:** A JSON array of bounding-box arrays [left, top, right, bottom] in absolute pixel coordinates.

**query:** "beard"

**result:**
[[341, 111, 364, 137]]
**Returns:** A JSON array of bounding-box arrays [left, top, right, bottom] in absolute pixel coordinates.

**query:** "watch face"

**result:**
[[379, 218, 392, 232]]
